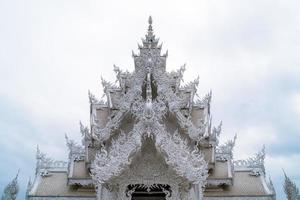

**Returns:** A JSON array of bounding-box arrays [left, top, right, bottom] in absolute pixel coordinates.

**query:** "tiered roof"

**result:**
[[27, 17, 276, 200]]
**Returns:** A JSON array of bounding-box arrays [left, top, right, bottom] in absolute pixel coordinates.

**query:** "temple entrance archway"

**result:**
[[103, 138, 194, 199], [127, 184, 170, 200]]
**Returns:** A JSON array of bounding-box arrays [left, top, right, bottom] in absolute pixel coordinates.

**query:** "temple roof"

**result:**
[[28, 172, 95, 198], [205, 171, 273, 197], [27, 17, 275, 200], [28, 170, 273, 198]]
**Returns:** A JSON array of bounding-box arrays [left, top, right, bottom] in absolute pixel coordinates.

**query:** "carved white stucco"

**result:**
[[91, 16, 209, 200]]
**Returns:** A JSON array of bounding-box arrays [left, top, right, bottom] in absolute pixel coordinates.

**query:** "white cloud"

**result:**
[[290, 93, 300, 116], [234, 125, 279, 158], [267, 154, 300, 177]]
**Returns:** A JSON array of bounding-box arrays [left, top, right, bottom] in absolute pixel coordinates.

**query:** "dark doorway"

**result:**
[[127, 184, 171, 200]]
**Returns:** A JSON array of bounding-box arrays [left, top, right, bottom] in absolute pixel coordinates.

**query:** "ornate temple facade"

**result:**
[[26, 17, 276, 200]]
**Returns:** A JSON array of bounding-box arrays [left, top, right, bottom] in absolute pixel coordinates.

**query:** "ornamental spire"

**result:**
[[143, 16, 159, 48], [283, 169, 300, 200], [1, 171, 19, 200], [148, 16, 153, 34]]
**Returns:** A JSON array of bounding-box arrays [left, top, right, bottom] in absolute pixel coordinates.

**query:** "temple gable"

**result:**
[[27, 17, 276, 200]]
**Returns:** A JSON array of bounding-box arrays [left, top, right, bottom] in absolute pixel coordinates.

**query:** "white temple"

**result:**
[[26, 17, 276, 200]]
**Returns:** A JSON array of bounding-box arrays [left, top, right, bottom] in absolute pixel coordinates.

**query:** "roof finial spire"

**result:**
[[148, 16, 153, 33], [148, 16, 152, 25], [143, 16, 158, 47]]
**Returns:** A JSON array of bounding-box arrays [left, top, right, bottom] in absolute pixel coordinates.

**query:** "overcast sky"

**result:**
[[0, 0, 300, 199]]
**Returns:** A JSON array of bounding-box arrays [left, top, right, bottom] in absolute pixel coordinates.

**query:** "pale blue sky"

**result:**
[[0, 0, 300, 199]]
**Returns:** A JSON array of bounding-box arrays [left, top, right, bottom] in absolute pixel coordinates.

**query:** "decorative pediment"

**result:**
[[92, 126, 208, 200], [91, 121, 208, 183], [90, 16, 211, 200]]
